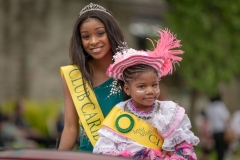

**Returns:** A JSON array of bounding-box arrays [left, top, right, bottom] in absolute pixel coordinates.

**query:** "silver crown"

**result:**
[[79, 3, 112, 17]]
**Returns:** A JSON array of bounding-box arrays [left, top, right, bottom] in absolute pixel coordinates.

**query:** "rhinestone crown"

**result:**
[[79, 3, 112, 17]]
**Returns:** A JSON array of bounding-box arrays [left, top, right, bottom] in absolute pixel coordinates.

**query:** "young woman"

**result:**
[[93, 29, 200, 159], [58, 3, 125, 152]]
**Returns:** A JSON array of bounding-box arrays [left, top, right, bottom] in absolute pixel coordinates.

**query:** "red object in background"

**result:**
[[0, 149, 128, 160]]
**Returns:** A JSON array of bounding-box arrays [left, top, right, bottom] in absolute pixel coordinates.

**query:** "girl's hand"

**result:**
[[161, 141, 187, 158], [161, 150, 174, 158]]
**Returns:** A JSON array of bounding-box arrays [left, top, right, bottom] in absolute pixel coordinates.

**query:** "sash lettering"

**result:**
[[102, 106, 164, 150], [60, 65, 104, 146]]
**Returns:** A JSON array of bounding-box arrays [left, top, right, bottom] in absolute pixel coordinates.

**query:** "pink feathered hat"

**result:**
[[106, 29, 184, 81]]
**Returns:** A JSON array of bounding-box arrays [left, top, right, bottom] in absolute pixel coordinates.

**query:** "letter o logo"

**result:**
[[115, 114, 134, 133]]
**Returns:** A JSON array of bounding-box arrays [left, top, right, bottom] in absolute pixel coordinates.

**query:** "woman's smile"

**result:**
[[91, 46, 103, 53], [80, 18, 112, 60]]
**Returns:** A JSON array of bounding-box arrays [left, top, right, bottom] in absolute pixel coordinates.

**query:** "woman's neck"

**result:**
[[89, 56, 113, 87], [90, 54, 113, 73], [91, 59, 111, 72]]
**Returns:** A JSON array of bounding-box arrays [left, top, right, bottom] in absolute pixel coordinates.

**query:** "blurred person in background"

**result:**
[[13, 100, 41, 141], [1, 112, 38, 149], [227, 110, 240, 160], [0, 104, 20, 148], [13, 100, 57, 148], [195, 109, 214, 160], [55, 109, 64, 148], [204, 93, 230, 160], [0, 112, 8, 148], [230, 110, 240, 144]]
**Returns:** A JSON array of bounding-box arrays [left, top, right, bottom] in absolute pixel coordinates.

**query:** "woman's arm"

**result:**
[[58, 77, 79, 150]]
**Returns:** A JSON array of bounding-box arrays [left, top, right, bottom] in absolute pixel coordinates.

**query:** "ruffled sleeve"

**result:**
[[93, 126, 144, 156], [150, 101, 199, 151], [151, 101, 185, 138], [162, 115, 200, 151]]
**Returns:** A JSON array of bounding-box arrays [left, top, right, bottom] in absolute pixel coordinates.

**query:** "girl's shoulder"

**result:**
[[115, 99, 130, 110], [156, 100, 184, 112], [157, 100, 177, 106]]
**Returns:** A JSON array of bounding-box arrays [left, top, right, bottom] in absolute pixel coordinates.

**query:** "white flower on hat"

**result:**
[[124, 48, 148, 58], [113, 52, 123, 63], [113, 48, 149, 64]]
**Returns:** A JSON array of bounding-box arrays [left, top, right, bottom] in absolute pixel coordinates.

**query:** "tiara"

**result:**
[[79, 3, 112, 17]]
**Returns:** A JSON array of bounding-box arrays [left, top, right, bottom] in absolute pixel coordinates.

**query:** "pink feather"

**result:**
[[149, 28, 184, 76]]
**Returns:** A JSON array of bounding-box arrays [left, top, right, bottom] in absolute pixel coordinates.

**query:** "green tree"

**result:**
[[164, 0, 240, 121]]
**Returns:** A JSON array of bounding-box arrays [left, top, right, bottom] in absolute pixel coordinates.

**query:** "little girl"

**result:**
[[93, 29, 200, 159]]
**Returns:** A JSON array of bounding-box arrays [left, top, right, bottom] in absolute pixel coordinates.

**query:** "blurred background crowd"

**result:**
[[0, 100, 62, 149], [0, 0, 240, 160]]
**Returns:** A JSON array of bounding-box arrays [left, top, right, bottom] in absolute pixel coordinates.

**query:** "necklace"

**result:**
[[125, 100, 158, 120]]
